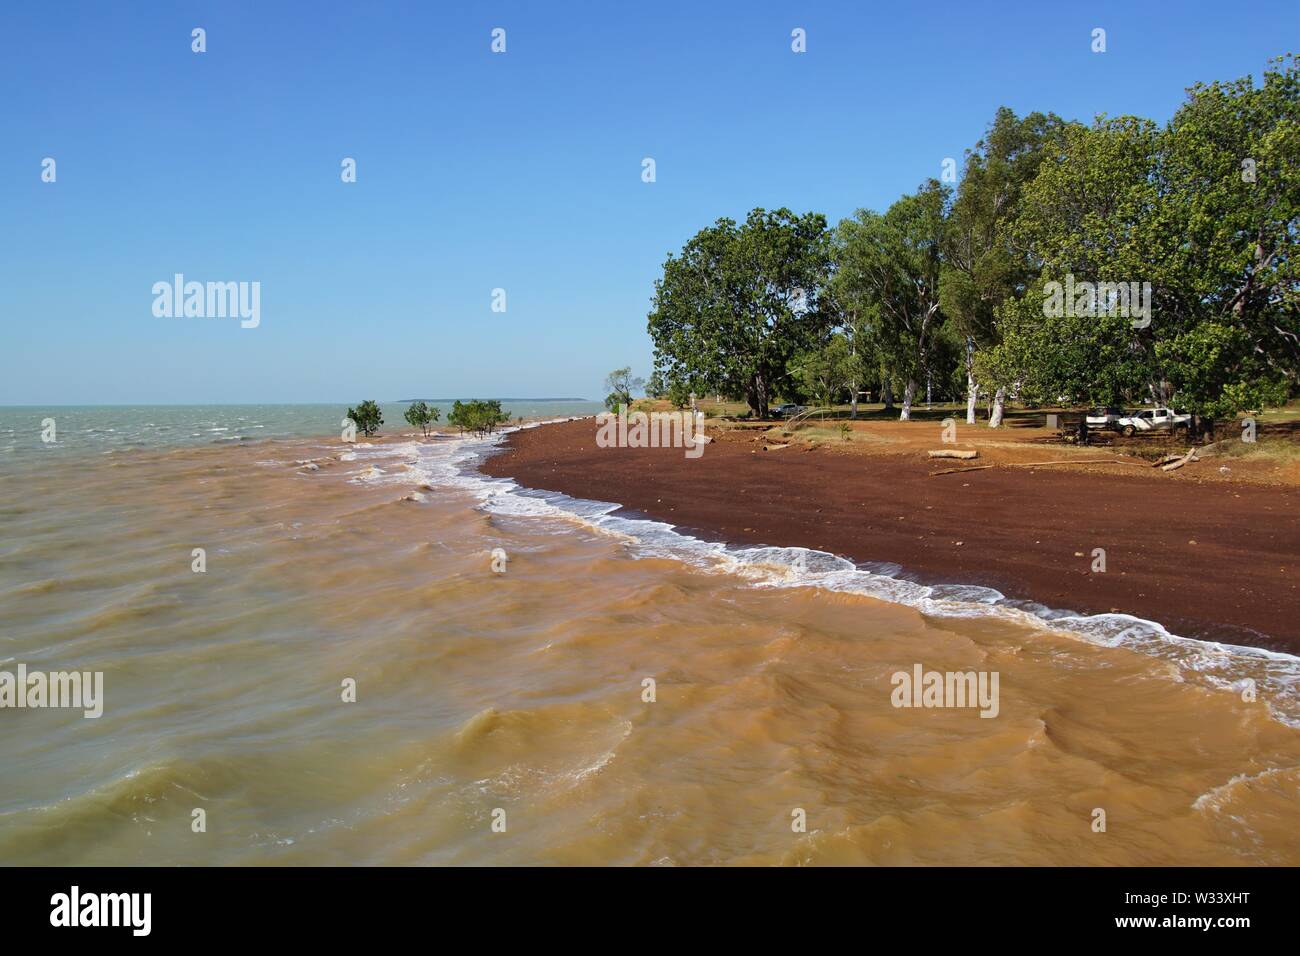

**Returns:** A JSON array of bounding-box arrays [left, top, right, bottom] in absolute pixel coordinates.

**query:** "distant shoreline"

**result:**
[[396, 398, 591, 404], [0, 399, 595, 408]]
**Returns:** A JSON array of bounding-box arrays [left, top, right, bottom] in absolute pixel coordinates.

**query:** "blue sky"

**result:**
[[2, 0, 1294, 404]]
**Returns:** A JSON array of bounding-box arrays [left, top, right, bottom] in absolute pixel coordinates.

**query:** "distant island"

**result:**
[[396, 397, 591, 403]]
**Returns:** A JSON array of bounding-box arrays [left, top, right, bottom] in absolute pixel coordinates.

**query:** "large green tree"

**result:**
[[941, 107, 1064, 425], [1151, 54, 1299, 426], [825, 220, 889, 416], [971, 113, 1160, 414], [983, 56, 1300, 427], [648, 208, 832, 418], [833, 181, 950, 421], [791, 333, 854, 408]]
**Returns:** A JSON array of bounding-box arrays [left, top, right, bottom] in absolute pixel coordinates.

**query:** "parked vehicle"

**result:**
[[1085, 406, 1128, 431], [1117, 408, 1191, 436], [773, 403, 806, 418]]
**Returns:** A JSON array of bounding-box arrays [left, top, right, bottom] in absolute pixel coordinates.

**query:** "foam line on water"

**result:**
[[345, 425, 1300, 728]]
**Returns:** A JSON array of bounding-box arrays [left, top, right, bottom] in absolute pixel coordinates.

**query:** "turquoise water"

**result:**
[[0, 403, 603, 458]]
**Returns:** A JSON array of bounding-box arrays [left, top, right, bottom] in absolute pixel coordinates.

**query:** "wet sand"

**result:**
[[481, 418, 1300, 654]]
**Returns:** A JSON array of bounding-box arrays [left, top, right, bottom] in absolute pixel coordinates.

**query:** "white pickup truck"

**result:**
[[1085, 406, 1127, 431], [1116, 408, 1191, 436]]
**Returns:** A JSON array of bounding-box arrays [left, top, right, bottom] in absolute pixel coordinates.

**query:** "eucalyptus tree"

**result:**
[[981, 115, 1165, 420], [834, 181, 950, 421], [941, 107, 1065, 424]]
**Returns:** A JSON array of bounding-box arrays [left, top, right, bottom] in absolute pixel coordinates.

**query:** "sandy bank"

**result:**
[[480, 418, 1300, 654]]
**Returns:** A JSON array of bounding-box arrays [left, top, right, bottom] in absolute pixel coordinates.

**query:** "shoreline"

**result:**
[[479, 417, 1300, 657]]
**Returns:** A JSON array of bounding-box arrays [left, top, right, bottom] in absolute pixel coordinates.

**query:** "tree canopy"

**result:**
[[346, 400, 383, 437], [648, 208, 832, 417], [645, 56, 1300, 425]]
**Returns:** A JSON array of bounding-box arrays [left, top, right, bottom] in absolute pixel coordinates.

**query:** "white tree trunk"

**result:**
[[849, 378, 859, 418], [965, 337, 978, 425], [989, 386, 1007, 428], [900, 379, 917, 421]]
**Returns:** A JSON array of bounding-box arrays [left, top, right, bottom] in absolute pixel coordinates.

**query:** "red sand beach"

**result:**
[[482, 417, 1300, 654]]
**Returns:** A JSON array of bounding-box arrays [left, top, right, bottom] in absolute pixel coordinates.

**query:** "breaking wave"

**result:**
[[341, 422, 1300, 729]]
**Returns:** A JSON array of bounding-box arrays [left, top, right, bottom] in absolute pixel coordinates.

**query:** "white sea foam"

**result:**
[[1192, 765, 1297, 812], [345, 422, 1300, 728]]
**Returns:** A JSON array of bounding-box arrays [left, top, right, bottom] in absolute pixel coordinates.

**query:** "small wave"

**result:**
[[342, 421, 1300, 729], [1192, 765, 1300, 812], [11, 578, 61, 596]]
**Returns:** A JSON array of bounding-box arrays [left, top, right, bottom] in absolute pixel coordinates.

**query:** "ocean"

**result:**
[[1, 405, 1297, 864]]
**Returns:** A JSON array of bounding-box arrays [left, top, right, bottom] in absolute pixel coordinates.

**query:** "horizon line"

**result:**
[[0, 398, 597, 408]]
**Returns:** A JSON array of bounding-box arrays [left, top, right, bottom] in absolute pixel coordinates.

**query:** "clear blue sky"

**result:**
[[2, 0, 1294, 404]]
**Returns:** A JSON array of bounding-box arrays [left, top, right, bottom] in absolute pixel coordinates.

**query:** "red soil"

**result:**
[[481, 418, 1300, 654]]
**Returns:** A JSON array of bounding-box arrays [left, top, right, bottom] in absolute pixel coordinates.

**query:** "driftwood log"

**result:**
[[1160, 447, 1199, 471], [1013, 458, 1139, 468], [927, 449, 979, 460], [930, 458, 1144, 477]]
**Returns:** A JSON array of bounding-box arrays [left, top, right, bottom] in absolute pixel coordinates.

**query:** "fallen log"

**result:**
[[1161, 447, 1198, 472], [1012, 458, 1138, 468], [931, 456, 1151, 476], [927, 449, 979, 460]]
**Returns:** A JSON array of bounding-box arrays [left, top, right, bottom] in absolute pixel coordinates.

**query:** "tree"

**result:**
[[834, 182, 950, 421], [976, 277, 1149, 409], [346, 400, 383, 437], [447, 399, 509, 437], [989, 56, 1300, 428], [648, 207, 832, 418], [974, 115, 1164, 417], [603, 367, 645, 411], [825, 222, 888, 416], [791, 334, 853, 408], [1156, 322, 1289, 423], [403, 400, 439, 436], [941, 108, 1064, 424], [1151, 54, 1300, 433], [665, 378, 694, 409]]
